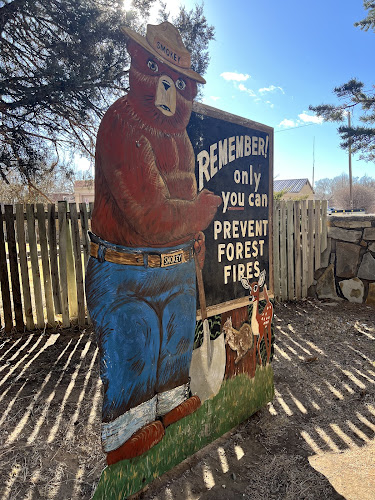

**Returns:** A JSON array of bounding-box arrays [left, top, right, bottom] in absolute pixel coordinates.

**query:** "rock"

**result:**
[[357, 252, 375, 280], [369, 242, 375, 252], [327, 226, 362, 243], [366, 283, 375, 306], [335, 242, 361, 278], [339, 278, 364, 303], [316, 264, 339, 299], [320, 238, 332, 268], [360, 240, 368, 247], [363, 227, 375, 240], [332, 219, 371, 229]]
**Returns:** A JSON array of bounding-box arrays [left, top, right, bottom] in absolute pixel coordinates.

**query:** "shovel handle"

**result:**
[[194, 253, 207, 321]]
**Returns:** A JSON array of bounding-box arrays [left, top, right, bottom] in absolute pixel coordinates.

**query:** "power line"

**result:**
[[275, 123, 315, 133]]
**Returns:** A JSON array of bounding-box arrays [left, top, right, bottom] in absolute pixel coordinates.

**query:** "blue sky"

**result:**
[[79, 1, 374, 185], [159, 0, 375, 184]]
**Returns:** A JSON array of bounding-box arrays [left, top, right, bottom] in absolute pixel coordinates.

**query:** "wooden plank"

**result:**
[[321, 200, 328, 252], [79, 202, 90, 269], [88, 202, 94, 221], [69, 203, 86, 327], [268, 153, 274, 295], [58, 201, 70, 328], [294, 201, 302, 300], [15, 204, 34, 330], [26, 204, 45, 329], [279, 201, 287, 301], [47, 204, 62, 315], [65, 204, 78, 318], [79, 203, 91, 324], [0, 206, 13, 332], [4, 205, 24, 331], [273, 201, 280, 301], [314, 200, 321, 270], [286, 201, 294, 301], [301, 201, 308, 297], [36, 204, 55, 327], [307, 200, 314, 288]]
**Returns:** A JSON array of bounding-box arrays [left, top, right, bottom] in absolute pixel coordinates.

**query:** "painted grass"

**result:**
[[93, 364, 274, 500]]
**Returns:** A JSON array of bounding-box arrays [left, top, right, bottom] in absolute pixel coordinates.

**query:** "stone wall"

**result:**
[[311, 215, 375, 305]]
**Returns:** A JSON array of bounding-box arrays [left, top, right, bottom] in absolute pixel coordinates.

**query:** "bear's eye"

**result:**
[[175, 78, 186, 90], [147, 60, 159, 72]]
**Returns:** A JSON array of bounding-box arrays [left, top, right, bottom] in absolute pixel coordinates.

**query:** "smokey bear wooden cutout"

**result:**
[[85, 22, 221, 466]]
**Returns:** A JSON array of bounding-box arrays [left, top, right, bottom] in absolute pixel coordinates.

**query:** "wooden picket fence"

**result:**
[[273, 199, 328, 301], [0, 200, 328, 332], [0, 202, 92, 332]]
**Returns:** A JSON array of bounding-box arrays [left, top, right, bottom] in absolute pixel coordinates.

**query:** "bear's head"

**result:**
[[127, 39, 198, 134]]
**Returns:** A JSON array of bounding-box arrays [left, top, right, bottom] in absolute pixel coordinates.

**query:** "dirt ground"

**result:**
[[0, 298, 374, 500]]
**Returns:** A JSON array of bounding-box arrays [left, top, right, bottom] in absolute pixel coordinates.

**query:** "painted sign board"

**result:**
[[188, 102, 274, 314], [89, 20, 274, 500]]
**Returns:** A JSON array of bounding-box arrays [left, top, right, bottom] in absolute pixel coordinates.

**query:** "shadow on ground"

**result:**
[[0, 299, 374, 499]]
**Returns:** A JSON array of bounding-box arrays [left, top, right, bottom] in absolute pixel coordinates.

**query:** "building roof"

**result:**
[[273, 178, 312, 193], [74, 179, 94, 188]]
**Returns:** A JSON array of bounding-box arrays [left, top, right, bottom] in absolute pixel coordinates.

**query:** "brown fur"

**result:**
[[91, 39, 221, 247]]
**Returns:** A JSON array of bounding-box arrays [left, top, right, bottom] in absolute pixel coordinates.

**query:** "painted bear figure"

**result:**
[[86, 22, 221, 465]]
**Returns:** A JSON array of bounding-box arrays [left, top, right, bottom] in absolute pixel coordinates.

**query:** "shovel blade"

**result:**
[[189, 320, 226, 403]]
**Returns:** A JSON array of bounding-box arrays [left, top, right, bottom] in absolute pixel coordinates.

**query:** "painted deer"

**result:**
[[241, 270, 273, 365]]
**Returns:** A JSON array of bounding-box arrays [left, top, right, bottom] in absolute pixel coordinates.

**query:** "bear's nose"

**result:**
[[162, 80, 171, 91]]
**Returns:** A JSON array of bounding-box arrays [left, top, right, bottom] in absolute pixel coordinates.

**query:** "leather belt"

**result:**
[[90, 242, 193, 268]]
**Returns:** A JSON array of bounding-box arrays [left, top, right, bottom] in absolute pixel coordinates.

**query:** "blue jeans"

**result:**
[[85, 236, 196, 449]]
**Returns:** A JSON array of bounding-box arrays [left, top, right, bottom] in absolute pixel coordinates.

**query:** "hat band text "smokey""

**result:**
[[155, 40, 183, 67]]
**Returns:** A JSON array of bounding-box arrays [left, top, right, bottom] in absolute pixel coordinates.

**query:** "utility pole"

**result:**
[[312, 136, 315, 191], [348, 111, 353, 209]]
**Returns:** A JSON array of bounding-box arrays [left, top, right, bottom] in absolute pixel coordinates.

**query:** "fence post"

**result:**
[[286, 201, 295, 300], [66, 204, 78, 318], [58, 201, 70, 328], [273, 201, 280, 300], [69, 203, 86, 327], [4, 205, 24, 331], [294, 201, 302, 300], [0, 206, 13, 331], [314, 200, 321, 271], [26, 204, 45, 329], [301, 201, 308, 297], [47, 204, 62, 315], [307, 200, 314, 288], [36, 204, 55, 327], [321, 200, 328, 253], [279, 201, 287, 300], [16, 204, 35, 331]]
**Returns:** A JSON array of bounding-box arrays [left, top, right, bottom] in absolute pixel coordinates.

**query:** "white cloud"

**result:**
[[210, 96, 220, 101], [221, 72, 250, 82], [298, 112, 324, 124], [265, 101, 274, 109], [278, 111, 324, 129], [279, 119, 296, 128], [259, 85, 284, 94], [238, 83, 256, 97]]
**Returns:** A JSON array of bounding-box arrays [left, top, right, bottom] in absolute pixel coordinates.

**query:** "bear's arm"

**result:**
[[96, 117, 221, 244]]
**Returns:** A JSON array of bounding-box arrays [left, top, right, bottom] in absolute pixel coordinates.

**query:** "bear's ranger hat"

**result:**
[[122, 21, 206, 84]]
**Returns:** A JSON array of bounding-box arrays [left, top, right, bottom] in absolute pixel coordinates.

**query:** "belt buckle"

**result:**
[[160, 249, 184, 267]]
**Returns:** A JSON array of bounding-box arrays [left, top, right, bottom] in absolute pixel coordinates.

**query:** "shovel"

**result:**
[[189, 254, 226, 403]]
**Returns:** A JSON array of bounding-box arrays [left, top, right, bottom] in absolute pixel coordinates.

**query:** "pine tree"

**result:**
[[309, 2, 375, 162], [0, 1, 215, 182]]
